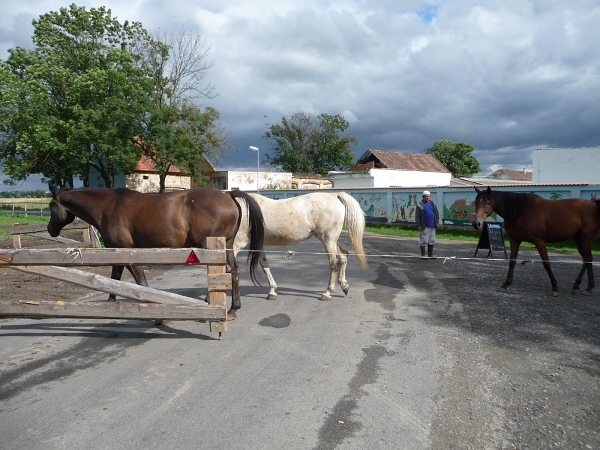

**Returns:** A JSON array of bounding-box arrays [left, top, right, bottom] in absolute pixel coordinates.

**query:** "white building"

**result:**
[[532, 147, 600, 183], [209, 170, 293, 191], [328, 149, 451, 189]]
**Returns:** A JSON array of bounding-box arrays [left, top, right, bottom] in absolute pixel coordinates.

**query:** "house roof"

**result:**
[[132, 155, 216, 175], [356, 149, 451, 173], [488, 168, 532, 181]]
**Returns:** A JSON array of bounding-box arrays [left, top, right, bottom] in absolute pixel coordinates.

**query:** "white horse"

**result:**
[[234, 192, 367, 301]]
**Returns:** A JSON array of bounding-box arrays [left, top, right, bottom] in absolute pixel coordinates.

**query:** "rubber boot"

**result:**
[[420, 246, 426, 259], [427, 244, 435, 259]]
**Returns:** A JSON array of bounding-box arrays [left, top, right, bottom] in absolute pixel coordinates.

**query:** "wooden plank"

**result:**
[[0, 247, 226, 266], [7, 265, 209, 306], [207, 237, 228, 333], [0, 301, 226, 321], [19, 232, 84, 246], [207, 272, 233, 291], [10, 220, 89, 235]]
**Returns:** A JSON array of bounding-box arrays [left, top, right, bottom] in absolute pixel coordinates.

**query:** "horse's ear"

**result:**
[[486, 186, 492, 194], [49, 184, 56, 196], [474, 187, 481, 194]]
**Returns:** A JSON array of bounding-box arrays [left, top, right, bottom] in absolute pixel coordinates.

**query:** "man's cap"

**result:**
[[423, 190, 431, 196]]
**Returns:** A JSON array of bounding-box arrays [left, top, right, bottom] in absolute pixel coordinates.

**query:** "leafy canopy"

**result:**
[[264, 113, 358, 175], [0, 4, 153, 188], [425, 139, 480, 178], [0, 5, 224, 191]]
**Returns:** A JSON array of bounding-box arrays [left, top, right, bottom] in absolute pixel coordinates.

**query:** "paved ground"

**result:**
[[1, 233, 599, 449]]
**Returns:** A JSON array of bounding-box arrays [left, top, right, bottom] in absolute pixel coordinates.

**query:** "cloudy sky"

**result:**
[[1, 1, 600, 189]]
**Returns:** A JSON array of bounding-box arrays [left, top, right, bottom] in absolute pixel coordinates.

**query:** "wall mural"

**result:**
[[352, 193, 388, 222], [391, 192, 421, 223], [264, 188, 600, 226], [442, 192, 478, 225]]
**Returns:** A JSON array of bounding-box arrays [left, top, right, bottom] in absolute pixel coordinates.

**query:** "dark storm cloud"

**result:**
[[2, 0, 600, 176]]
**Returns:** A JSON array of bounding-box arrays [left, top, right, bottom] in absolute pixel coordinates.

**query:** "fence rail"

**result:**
[[0, 198, 49, 217]]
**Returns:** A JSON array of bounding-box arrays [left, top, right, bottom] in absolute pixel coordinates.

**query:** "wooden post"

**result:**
[[207, 237, 228, 335], [12, 233, 21, 249]]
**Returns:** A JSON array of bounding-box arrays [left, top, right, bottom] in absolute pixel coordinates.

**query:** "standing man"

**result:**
[[415, 190, 439, 259]]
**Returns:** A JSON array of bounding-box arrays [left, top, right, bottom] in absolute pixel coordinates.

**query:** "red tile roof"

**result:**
[[356, 149, 450, 173], [133, 156, 184, 174]]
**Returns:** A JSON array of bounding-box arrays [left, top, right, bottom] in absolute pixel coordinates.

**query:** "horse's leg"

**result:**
[[336, 244, 350, 295], [500, 239, 521, 293], [571, 239, 594, 295], [227, 248, 241, 320], [320, 239, 340, 301], [108, 265, 125, 301], [534, 242, 559, 296], [126, 265, 148, 286], [259, 251, 278, 300], [124, 265, 162, 325]]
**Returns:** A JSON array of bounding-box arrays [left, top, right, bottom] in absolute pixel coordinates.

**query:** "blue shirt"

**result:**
[[423, 202, 436, 227]]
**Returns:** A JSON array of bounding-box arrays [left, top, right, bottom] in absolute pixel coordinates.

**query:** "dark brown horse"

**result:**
[[48, 186, 265, 319], [472, 186, 600, 295]]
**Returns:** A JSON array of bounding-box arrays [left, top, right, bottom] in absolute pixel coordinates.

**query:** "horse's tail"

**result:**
[[229, 190, 265, 285], [337, 192, 367, 268]]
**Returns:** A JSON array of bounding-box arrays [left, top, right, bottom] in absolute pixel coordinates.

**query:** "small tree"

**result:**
[[264, 113, 357, 175], [425, 139, 480, 177]]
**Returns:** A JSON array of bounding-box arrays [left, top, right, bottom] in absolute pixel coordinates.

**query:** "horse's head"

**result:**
[[47, 184, 75, 237], [472, 186, 495, 230]]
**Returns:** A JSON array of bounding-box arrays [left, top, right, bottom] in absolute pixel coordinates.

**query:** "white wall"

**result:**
[[210, 171, 292, 191], [329, 168, 452, 188], [126, 173, 191, 192], [533, 147, 600, 183]]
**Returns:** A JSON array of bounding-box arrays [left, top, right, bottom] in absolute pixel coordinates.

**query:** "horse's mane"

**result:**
[[491, 190, 535, 218]]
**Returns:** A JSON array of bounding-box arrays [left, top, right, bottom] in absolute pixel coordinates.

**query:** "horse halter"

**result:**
[[479, 195, 494, 219]]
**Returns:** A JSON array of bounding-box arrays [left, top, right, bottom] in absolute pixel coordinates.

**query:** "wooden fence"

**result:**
[[10, 219, 93, 249], [0, 237, 231, 338]]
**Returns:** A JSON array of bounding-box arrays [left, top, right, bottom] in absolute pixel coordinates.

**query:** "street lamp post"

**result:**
[[249, 146, 259, 192]]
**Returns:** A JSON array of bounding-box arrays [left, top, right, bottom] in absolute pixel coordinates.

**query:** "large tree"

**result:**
[[425, 139, 480, 178], [0, 4, 155, 188], [264, 113, 357, 175]]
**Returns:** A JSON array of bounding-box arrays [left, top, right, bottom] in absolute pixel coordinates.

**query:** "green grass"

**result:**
[[365, 223, 600, 254], [0, 212, 48, 237]]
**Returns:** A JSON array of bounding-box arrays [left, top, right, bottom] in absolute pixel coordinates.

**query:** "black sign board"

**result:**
[[474, 222, 507, 258]]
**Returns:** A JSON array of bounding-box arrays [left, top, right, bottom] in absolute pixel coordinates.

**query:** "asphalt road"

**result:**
[[1, 234, 599, 449]]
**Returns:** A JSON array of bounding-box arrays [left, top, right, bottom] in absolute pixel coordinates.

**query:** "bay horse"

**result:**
[[472, 186, 600, 295], [234, 192, 367, 301], [47, 186, 265, 319]]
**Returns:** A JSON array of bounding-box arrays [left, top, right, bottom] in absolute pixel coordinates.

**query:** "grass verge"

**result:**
[[365, 223, 600, 254], [0, 212, 48, 237]]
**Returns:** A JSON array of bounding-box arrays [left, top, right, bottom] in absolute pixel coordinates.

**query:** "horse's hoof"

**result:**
[[341, 284, 350, 295], [571, 288, 580, 294], [267, 294, 278, 300], [582, 290, 592, 297], [498, 287, 507, 293], [227, 311, 237, 321], [551, 291, 559, 297], [320, 294, 332, 301], [154, 320, 163, 326]]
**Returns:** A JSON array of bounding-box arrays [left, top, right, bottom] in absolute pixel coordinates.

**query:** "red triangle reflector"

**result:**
[[186, 250, 201, 264]]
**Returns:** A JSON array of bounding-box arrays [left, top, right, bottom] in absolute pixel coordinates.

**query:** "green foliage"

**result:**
[[264, 113, 358, 175], [0, 4, 154, 188], [425, 139, 480, 178], [0, 5, 222, 192]]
